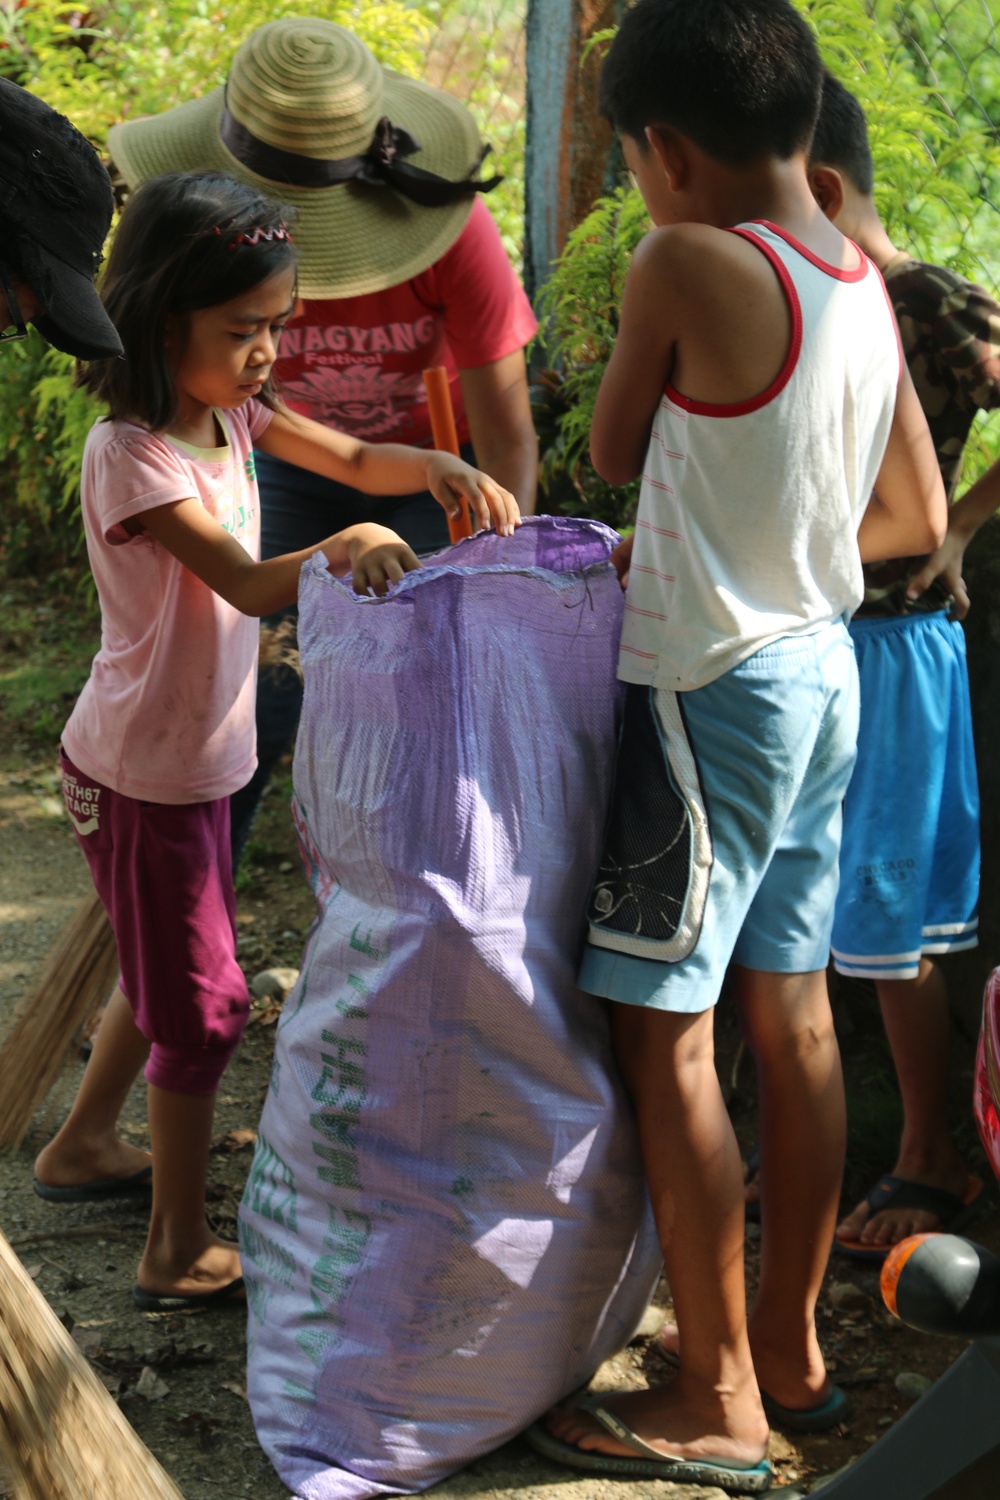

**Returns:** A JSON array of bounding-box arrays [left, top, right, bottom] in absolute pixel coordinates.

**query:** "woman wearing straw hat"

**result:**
[[108, 17, 539, 861]]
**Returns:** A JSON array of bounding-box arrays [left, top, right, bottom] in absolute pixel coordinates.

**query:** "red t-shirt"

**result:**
[[274, 198, 537, 447]]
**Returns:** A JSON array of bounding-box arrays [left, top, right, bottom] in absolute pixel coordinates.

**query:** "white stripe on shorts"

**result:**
[[834, 958, 920, 979], [831, 946, 921, 966], [833, 927, 979, 977], [922, 919, 978, 938], [922, 935, 979, 956]]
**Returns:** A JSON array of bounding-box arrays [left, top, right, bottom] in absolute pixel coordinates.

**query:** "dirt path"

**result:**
[[0, 761, 994, 1499]]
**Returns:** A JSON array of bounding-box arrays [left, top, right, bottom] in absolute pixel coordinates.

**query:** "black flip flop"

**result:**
[[133, 1275, 246, 1312], [33, 1166, 152, 1203], [835, 1173, 987, 1264]]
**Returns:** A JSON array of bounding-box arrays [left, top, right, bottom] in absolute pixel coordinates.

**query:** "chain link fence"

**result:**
[[886, 0, 1000, 224], [869, 0, 1000, 470], [889, 0, 1000, 143], [424, 0, 527, 262], [420, 1, 1000, 285]]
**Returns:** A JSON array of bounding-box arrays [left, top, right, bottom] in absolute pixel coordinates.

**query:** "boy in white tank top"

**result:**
[[529, 1, 946, 1491]]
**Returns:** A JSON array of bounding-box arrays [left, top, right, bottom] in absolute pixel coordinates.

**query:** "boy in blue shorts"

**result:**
[[529, 1, 946, 1491], [808, 72, 996, 1260]]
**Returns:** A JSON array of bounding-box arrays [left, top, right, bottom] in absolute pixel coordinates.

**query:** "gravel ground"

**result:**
[[0, 761, 994, 1500]]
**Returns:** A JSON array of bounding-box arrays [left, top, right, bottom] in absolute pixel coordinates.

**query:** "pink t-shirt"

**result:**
[[63, 401, 274, 805], [274, 197, 538, 447]]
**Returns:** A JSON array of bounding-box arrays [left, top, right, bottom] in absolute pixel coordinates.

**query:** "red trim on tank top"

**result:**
[[749, 220, 868, 282], [663, 228, 803, 418]]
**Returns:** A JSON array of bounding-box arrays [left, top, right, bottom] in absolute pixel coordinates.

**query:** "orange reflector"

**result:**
[[881, 1231, 939, 1317]]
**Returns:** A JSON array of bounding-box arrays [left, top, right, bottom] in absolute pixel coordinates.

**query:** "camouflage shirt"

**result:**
[[859, 253, 1000, 615]]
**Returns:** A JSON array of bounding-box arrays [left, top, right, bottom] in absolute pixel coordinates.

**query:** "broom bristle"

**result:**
[[0, 892, 119, 1151], [0, 1233, 184, 1498]]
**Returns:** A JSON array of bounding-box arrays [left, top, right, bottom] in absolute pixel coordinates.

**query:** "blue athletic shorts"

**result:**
[[580, 621, 860, 1013], [831, 610, 979, 981]]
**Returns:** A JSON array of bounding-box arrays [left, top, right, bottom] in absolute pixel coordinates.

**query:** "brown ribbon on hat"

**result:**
[[219, 105, 502, 206]]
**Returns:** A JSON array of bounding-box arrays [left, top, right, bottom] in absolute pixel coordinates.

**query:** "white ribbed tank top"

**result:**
[[618, 220, 901, 692]]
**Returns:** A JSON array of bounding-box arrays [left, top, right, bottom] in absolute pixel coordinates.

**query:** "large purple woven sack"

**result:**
[[240, 518, 660, 1500]]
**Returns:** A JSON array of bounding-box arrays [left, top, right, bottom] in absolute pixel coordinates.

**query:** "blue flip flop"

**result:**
[[525, 1405, 773, 1494], [761, 1384, 850, 1433]]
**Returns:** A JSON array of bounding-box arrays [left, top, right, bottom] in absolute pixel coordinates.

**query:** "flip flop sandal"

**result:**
[[525, 1405, 773, 1494], [33, 1166, 152, 1203], [834, 1173, 987, 1264], [761, 1384, 850, 1433], [654, 1334, 850, 1434], [133, 1276, 246, 1312]]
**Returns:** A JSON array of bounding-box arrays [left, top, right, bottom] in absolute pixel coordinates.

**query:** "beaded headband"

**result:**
[[213, 222, 294, 250]]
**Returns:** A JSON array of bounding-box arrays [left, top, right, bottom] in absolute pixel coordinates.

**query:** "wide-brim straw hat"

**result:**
[[108, 17, 488, 299]]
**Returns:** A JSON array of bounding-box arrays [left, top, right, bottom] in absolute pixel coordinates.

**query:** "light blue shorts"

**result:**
[[580, 621, 859, 1013], [831, 610, 979, 981]]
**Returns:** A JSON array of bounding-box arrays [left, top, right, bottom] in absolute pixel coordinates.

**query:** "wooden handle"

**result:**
[[0, 891, 120, 1151], [0, 1231, 185, 1497], [422, 366, 472, 543]]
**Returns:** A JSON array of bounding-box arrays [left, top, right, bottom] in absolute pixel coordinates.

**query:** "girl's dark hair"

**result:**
[[809, 71, 876, 197], [599, 0, 822, 166], [78, 171, 296, 428]]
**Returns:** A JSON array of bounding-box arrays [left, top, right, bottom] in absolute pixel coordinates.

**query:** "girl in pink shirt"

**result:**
[[34, 171, 518, 1310]]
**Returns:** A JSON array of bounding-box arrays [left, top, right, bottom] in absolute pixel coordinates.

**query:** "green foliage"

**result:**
[[33, 351, 105, 509], [0, 337, 96, 573], [803, 0, 1000, 277], [0, 336, 106, 575], [3, 0, 434, 139], [428, 0, 526, 263], [537, 0, 1000, 529], [535, 187, 649, 528], [0, 574, 100, 761]]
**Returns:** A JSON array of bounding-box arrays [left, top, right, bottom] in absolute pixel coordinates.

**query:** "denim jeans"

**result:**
[[229, 446, 464, 866]]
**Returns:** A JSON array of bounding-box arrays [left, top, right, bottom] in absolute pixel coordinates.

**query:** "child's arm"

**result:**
[[590, 231, 679, 486], [258, 407, 520, 536], [858, 366, 948, 564], [589, 224, 796, 486], [904, 459, 1000, 619], [124, 502, 417, 615], [902, 272, 1000, 616]]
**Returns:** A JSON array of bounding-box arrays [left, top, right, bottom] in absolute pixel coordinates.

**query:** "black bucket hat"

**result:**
[[0, 77, 122, 359]]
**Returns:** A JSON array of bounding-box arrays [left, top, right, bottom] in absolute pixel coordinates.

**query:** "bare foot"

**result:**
[[656, 1320, 681, 1364], [657, 1320, 834, 1416], [34, 1135, 151, 1189], [747, 1311, 832, 1414], [545, 1381, 767, 1467], [835, 1156, 973, 1250], [137, 1233, 242, 1300]]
